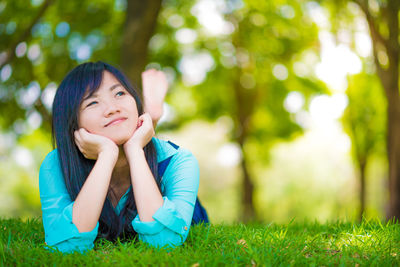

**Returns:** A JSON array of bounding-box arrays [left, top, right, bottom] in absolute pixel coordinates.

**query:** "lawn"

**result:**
[[1, 218, 399, 266]]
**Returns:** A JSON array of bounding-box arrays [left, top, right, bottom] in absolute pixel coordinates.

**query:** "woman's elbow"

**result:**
[[45, 238, 95, 254], [140, 231, 188, 249]]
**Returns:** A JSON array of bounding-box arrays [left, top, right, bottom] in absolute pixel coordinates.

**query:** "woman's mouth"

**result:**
[[105, 118, 127, 127]]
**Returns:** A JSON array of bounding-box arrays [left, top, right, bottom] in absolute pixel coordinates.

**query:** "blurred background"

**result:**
[[1, 0, 399, 224]]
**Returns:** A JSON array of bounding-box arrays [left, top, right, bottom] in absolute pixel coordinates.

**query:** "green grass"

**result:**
[[1, 218, 399, 266]]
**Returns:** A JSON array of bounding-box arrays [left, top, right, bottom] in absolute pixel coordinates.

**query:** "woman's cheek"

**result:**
[[120, 123, 137, 144]]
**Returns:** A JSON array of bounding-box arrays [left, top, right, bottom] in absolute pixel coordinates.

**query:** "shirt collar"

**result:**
[[152, 137, 179, 163]]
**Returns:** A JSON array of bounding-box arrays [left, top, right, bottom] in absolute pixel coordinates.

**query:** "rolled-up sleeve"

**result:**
[[39, 151, 99, 254], [131, 148, 199, 248]]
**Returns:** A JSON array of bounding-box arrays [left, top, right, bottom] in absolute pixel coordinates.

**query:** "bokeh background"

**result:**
[[1, 0, 399, 224]]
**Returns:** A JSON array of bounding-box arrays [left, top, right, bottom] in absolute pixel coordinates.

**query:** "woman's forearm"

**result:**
[[72, 152, 117, 232], [128, 147, 164, 222]]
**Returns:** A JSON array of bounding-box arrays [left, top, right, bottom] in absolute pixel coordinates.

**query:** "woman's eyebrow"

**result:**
[[82, 93, 96, 101], [82, 84, 122, 101], [109, 84, 122, 91]]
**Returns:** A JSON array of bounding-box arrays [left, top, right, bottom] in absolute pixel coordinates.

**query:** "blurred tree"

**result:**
[[0, 0, 162, 132], [342, 72, 386, 221], [0, 0, 325, 221], [0, 0, 53, 69], [121, 0, 162, 85], [0, 0, 163, 217], [151, 0, 327, 221], [0, 0, 118, 132], [225, 2, 324, 221], [324, 0, 400, 220]]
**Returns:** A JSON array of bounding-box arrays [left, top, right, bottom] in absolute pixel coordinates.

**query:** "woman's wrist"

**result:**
[[125, 144, 145, 162], [98, 146, 119, 166]]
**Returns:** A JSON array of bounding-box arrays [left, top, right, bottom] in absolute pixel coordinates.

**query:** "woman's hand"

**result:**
[[74, 128, 119, 161], [123, 113, 154, 157], [142, 69, 168, 125]]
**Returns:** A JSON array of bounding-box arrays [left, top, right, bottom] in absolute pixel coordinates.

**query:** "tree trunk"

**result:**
[[386, 93, 400, 221], [380, 0, 400, 221], [358, 160, 367, 221], [357, 0, 400, 221], [232, 75, 257, 222], [237, 140, 256, 222], [229, 14, 259, 222], [121, 0, 162, 90]]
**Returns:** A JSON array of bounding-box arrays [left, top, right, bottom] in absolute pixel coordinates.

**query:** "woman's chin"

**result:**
[[111, 136, 130, 146], [107, 130, 134, 146]]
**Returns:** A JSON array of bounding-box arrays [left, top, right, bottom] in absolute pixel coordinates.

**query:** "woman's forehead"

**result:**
[[82, 71, 119, 97]]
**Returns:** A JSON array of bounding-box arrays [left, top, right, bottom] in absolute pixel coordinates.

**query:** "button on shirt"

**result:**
[[39, 138, 200, 254]]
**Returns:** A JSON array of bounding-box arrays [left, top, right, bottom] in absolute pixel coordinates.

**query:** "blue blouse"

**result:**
[[39, 138, 200, 254]]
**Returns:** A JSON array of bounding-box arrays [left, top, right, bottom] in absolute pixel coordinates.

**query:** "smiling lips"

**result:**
[[105, 117, 127, 127]]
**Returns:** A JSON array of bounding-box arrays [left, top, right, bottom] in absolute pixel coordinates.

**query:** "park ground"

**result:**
[[1, 218, 399, 266]]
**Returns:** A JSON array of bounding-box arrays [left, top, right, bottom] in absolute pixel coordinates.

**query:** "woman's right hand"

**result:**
[[74, 128, 119, 160]]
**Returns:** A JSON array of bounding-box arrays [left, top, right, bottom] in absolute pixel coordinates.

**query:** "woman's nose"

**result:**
[[103, 101, 120, 117]]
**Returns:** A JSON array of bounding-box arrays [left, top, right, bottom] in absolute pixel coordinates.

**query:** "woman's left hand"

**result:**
[[123, 113, 154, 155]]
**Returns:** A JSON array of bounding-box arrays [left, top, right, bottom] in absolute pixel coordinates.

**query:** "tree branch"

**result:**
[[386, 0, 399, 68], [0, 0, 53, 69], [352, 0, 392, 96], [121, 0, 162, 89], [352, 0, 389, 49]]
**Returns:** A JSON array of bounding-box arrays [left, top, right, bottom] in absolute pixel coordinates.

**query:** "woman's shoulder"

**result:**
[[152, 138, 199, 185], [152, 137, 196, 163], [39, 149, 67, 194], [40, 149, 60, 170]]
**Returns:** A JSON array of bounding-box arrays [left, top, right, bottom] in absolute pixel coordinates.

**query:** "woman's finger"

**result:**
[[78, 128, 87, 137], [76, 142, 84, 154], [79, 128, 95, 143], [74, 130, 82, 144], [74, 137, 85, 154], [75, 129, 91, 155], [142, 113, 153, 126]]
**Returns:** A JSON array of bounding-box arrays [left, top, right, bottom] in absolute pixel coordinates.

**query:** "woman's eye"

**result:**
[[86, 101, 98, 107], [116, 91, 125, 97]]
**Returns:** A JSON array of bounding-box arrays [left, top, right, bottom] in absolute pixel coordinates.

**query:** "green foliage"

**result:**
[[0, 128, 50, 218], [0, 0, 127, 218], [149, 1, 330, 221], [0, 0, 125, 132], [343, 72, 386, 163], [1, 0, 330, 221], [1, 218, 399, 265], [152, 0, 326, 134], [1, 0, 326, 146], [1, 0, 390, 222]]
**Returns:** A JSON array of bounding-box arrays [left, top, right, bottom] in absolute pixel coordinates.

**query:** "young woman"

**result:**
[[39, 61, 208, 254]]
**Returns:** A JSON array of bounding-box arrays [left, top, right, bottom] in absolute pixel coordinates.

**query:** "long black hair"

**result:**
[[52, 61, 159, 241]]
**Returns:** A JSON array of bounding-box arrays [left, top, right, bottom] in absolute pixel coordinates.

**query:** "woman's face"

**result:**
[[78, 71, 139, 145]]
